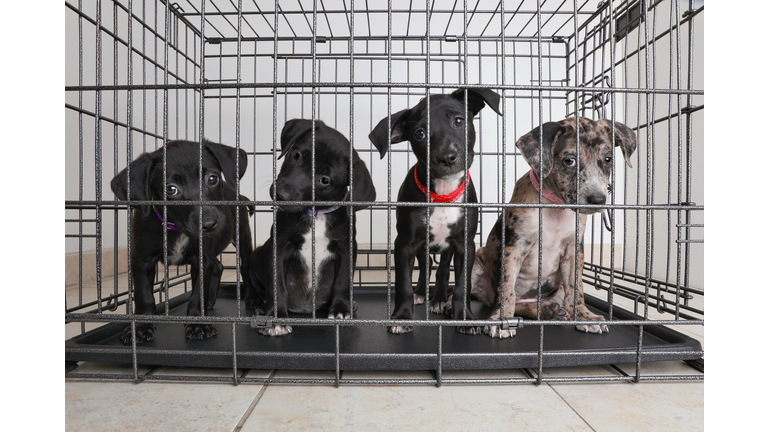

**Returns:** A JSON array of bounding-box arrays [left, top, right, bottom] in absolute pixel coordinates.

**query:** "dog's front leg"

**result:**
[[428, 249, 453, 315], [204, 257, 223, 310], [328, 249, 354, 320], [452, 242, 482, 335], [255, 254, 293, 336], [389, 235, 416, 334], [413, 252, 432, 305], [184, 258, 220, 340], [561, 244, 609, 334], [485, 245, 524, 339], [120, 257, 158, 345]]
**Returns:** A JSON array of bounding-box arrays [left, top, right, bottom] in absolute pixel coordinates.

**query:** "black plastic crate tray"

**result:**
[[66, 283, 702, 370]]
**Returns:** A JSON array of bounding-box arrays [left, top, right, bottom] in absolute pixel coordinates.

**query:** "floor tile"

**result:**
[[550, 379, 703, 432], [65, 368, 269, 432], [239, 370, 592, 431]]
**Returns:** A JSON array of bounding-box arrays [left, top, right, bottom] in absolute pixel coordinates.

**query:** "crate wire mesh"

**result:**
[[65, 0, 704, 385]]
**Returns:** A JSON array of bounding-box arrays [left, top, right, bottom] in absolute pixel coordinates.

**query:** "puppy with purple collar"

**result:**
[[369, 88, 502, 334], [471, 117, 637, 338], [249, 119, 376, 336]]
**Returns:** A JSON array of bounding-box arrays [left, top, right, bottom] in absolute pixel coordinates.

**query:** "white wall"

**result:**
[[620, 3, 704, 290]]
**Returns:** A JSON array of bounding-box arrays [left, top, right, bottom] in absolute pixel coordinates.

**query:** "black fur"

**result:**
[[110, 139, 256, 344], [369, 88, 502, 334], [249, 119, 376, 336]]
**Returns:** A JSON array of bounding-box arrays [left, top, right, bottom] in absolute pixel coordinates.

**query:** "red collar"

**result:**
[[529, 170, 564, 204], [413, 162, 469, 203]]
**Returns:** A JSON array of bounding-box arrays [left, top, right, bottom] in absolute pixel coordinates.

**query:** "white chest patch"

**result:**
[[517, 207, 577, 285], [299, 214, 333, 290], [168, 233, 189, 265], [428, 176, 463, 250]]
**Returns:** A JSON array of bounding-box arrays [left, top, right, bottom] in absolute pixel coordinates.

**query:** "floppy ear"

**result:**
[[598, 119, 637, 168], [204, 140, 248, 184], [450, 87, 503, 117], [111, 152, 155, 218], [279, 118, 321, 159], [515, 122, 563, 179], [368, 108, 411, 159], [349, 150, 376, 212]]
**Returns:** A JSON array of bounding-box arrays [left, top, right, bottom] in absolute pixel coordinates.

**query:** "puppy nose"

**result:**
[[276, 184, 301, 202], [437, 152, 458, 166], [202, 215, 218, 232], [587, 193, 606, 205]]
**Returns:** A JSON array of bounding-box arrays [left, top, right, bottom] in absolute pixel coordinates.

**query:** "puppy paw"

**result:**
[[120, 323, 156, 345], [387, 325, 413, 334], [455, 325, 484, 335], [542, 303, 570, 321], [575, 314, 609, 334], [184, 324, 217, 340], [428, 301, 452, 315], [484, 325, 516, 339], [328, 302, 355, 320], [413, 294, 426, 305], [257, 325, 293, 337]]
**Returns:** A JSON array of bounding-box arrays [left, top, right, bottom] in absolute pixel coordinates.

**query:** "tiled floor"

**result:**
[[65, 267, 703, 432]]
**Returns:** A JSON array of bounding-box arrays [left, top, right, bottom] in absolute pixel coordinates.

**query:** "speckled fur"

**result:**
[[472, 117, 637, 338]]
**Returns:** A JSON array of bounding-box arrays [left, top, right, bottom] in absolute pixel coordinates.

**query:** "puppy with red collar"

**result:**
[[369, 88, 502, 334], [472, 117, 637, 338]]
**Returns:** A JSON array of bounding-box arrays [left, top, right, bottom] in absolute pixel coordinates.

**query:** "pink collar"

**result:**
[[529, 170, 564, 204], [414, 162, 469, 203]]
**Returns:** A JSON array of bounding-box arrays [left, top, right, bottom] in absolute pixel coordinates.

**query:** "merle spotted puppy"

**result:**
[[111, 139, 256, 344], [249, 119, 376, 336], [471, 117, 637, 338]]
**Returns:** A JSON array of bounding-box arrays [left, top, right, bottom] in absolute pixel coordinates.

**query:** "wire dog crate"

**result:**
[[65, 0, 704, 386]]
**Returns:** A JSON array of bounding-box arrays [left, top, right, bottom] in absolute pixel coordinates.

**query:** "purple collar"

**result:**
[[304, 188, 349, 218], [154, 207, 182, 232]]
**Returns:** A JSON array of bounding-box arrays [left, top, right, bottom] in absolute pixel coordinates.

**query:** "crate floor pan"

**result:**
[[66, 284, 702, 371]]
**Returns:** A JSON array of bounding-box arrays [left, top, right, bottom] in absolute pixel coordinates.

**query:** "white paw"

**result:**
[[576, 323, 609, 334], [257, 325, 293, 336], [388, 325, 412, 334], [327, 312, 352, 319], [413, 295, 426, 305], [484, 325, 516, 339], [576, 315, 609, 334], [428, 301, 452, 315]]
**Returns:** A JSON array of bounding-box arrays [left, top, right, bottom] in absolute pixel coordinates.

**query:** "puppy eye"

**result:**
[[167, 185, 179, 196], [208, 174, 219, 186], [292, 150, 301, 161], [454, 117, 464, 126], [319, 176, 331, 185], [604, 156, 612, 165], [414, 129, 426, 140], [563, 158, 576, 168]]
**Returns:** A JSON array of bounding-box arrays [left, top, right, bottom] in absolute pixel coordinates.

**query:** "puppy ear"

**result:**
[[204, 140, 248, 183], [598, 119, 637, 168], [451, 88, 503, 117], [279, 118, 322, 159], [111, 152, 155, 218], [515, 122, 563, 179], [368, 108, 411, 159], [350, 150, 376, 211]]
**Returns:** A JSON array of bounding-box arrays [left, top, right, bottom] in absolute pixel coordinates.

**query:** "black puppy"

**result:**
[[111, 140, 255, 344], [250, 119, 376, 336], [369, 88, 502, 334]]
